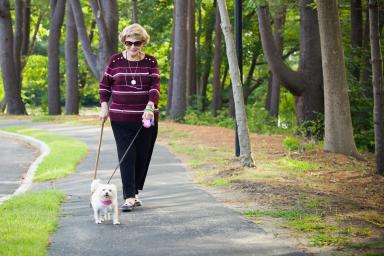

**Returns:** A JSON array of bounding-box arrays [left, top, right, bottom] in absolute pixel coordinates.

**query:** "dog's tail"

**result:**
[[91, 179, 101, 194]]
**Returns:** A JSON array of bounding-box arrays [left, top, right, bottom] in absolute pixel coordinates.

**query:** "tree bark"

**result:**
[[170, 0, 188, 120], [200, 5, 215, 111], [131, 0, 138, 23], [351, 0, 363, 80], [0, 0, 26, 114], [369, 0, 384, 174], [65, 1, 79, 115], [268, 2, 286, 117], [317, 0, 360, 158], [258, 1, 324, 127], [167, 5, 176, 116], [217, 0, 255, 167], [186, 0, 196, 106], [48, 0, 65, 115], [211, 2, 222, 116], [21, 0, 30, 57]]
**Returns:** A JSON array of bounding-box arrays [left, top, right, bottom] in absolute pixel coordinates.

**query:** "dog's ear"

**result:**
[[91, 179, 101, 193], [110, 184, 117, 194]]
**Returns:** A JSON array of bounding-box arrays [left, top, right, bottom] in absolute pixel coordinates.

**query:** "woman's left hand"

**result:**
[[143, 102, 154, 120]]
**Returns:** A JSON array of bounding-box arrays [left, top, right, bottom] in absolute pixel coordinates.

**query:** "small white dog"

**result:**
[[91, 179, 120, 225]]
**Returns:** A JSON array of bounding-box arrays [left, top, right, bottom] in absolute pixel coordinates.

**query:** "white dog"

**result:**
[[91, 179, 120, 225]]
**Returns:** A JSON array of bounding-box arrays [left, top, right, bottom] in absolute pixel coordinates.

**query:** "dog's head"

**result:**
[[91, 179, 117, 201]]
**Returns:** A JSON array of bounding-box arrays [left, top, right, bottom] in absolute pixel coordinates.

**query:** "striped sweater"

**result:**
[[99, 53, 160, 123]]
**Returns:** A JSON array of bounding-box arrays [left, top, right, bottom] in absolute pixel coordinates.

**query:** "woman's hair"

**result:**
[[119, 23, 150, 45]]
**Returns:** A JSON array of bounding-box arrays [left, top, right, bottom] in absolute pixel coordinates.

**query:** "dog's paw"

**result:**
[[113, 220, 120, 225], [95, 220, 102, 224]]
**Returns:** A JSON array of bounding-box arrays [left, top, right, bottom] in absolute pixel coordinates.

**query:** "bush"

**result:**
[[283, 137, 302, 152]]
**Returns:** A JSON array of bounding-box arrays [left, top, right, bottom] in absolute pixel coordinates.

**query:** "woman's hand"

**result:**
[[99, 102, 109, 122], [143, 101, 154, 120]]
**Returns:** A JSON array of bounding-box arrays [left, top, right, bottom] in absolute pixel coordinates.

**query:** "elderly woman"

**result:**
[[98, 23, 160, 212]]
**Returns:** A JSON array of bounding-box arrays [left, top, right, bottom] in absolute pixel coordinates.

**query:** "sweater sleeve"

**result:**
[[148, 57, 160, 106], [99, 56, 114, 104]]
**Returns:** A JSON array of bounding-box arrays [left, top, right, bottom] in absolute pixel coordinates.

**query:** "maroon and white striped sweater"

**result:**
[[99, 53, 160, 123]]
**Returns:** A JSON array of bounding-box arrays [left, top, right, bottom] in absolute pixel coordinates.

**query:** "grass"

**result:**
[[0, 190, 65, 256], [1, 126, 88, 181]]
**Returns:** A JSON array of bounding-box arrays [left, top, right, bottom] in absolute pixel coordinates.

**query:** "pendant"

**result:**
[[131, 79, 137, 85]]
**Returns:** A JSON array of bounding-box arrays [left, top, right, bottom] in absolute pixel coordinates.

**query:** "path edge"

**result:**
[[0, 130, 50, 205]]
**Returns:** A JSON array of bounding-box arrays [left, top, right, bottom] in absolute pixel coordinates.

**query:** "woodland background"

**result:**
[[0, 0, 383, 171]]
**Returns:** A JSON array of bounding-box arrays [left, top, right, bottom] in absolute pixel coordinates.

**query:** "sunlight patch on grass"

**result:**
[[277, 158, 320, 172], [0, 190, 65, 256], [1, 126, 88, 181], [347, 210, 384, 228]]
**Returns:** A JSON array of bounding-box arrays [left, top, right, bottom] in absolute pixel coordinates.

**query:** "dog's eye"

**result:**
[[108, 189, 112, 192], [102, 189, 106, 191]]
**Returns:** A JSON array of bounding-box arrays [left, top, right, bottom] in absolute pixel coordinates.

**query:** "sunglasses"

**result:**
[[124, 40, 143, 47]]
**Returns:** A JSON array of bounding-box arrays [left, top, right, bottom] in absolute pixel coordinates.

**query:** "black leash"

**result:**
[[107, 126, 143, 184]]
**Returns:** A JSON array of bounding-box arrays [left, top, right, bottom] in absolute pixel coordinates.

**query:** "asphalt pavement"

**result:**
[[0, 120, 308, 256]]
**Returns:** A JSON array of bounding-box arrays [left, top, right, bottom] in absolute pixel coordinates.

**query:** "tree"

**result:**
[[351, 0, 363, 80], [131, 0, 138, 23], [0, 0, 26, 114], [368, 0, 384, 174], [211, 2, 222, 116], [47, 0, 65, 115], [65, 1, 79, 115], [69, 0, 118, 80], [266, 2, 286, 117], [257, 0, 323, 129], [217, 0, 255, 167], [170, 0, 188, 120], [186, 0, 197, 106], [317, 0, 360, 158]]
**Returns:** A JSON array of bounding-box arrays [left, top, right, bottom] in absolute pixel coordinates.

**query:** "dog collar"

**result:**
[[100, 199, 112, 205]]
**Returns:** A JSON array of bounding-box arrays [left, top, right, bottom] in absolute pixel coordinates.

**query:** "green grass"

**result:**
[[243, 208, 364, 247], [0, 190, 65, 256], [277, 158, 320, 172], [1, 126, 88, 181]]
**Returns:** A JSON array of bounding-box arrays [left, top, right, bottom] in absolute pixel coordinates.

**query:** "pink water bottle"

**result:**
[[142, 117, 153, 128]]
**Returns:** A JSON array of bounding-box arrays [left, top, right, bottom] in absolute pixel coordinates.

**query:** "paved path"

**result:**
[[0, 120, 307, 256], [0, 133, 38, 199]]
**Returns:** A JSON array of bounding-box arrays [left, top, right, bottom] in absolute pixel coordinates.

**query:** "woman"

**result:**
[[98, 23, 160, 212]]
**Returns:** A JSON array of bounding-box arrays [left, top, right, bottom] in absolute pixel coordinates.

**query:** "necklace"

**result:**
[[125, 51, 141, 86]]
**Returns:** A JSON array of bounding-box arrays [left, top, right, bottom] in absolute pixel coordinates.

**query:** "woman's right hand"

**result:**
[[99, 102, 109, 122]]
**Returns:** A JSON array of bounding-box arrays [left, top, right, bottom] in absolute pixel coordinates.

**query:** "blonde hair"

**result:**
[[119, 23, 150, 45]]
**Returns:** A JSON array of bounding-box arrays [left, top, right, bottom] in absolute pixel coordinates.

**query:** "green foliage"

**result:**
[[184, 108, 235, 129], [282, 137, 301, 151], [297, 112, 324, 141], [0, 190, 65, 256]]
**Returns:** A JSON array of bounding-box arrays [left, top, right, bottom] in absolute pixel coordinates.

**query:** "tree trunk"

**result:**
[[65, 1, 79, 115], [217, 0, 255, 167], [351, 0, 363, 80], [0, 0, 26, 114], [317, 0, 360, 158], [21, 0, 30, 57], [70, 0, 118, 80], [200, 5, 215, 112], [166, 5, 176, 116], [211, 2, 222, 116], [170, 0, 188, 120], [48, 0, 65, 115], [186, 0, 196, 107], [369, 0, 384, 175], [258, 1, 324, 127], [196, 0, 202, 99], [131, 0, 138, 23], [268, 2, 286, 117]]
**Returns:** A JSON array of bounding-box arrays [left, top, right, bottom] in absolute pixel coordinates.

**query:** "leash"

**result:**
[[107, 125, 143, 184], [93, 120, 105, 180], [93, 120, 143, 184]]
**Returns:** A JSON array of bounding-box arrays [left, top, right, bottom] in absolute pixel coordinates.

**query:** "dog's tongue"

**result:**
[[100, 199, 112, 205]]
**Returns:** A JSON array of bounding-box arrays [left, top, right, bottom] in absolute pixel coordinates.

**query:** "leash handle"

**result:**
[[107, 126, 143, 184], [93, 120, 105, 180]]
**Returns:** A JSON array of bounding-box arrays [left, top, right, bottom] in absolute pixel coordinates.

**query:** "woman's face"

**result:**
[[124, 36, 144, 57]]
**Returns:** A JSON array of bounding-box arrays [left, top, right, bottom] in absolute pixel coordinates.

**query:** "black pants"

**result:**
[[111, 121, 158, 199]]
